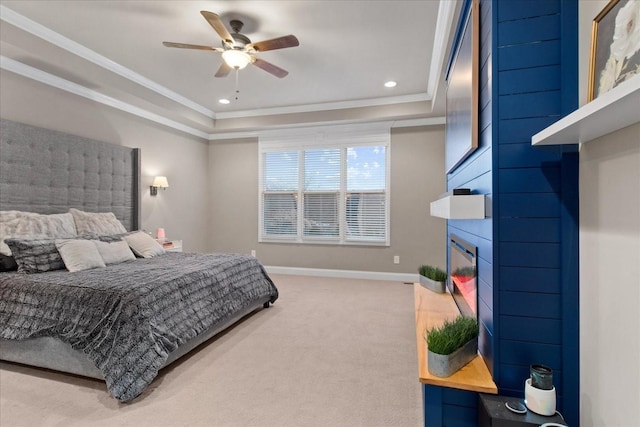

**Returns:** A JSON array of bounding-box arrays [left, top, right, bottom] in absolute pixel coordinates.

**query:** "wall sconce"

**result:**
[[150, 176, 169, 196]]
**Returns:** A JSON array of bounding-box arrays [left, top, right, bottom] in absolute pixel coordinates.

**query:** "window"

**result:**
[[259, 125, 390, 245]]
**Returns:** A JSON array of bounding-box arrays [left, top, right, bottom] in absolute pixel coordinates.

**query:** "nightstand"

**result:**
[[479, 394, 567, 427], [160, 239, 183, 252]]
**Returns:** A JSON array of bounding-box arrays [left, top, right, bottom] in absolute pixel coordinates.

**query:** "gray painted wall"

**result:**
[[1, 69, 447, 276], [578, 2, 640, 425], [208, 126, 447, 274], [0, 71, 212, 253]]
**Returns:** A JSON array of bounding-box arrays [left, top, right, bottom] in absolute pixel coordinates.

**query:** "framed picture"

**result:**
[[445, 0, 479, 174], [588, 0, 640, 101]]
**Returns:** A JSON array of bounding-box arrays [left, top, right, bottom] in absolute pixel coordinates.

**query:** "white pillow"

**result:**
[[55, 239, 106, 273], [0, 211, 77, 256], [94, 240, 136, 265], [69, 208, 127, 236], [122, 231, 165, 258]]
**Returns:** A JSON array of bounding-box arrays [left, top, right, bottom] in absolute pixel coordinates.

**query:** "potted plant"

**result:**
[[418, 265, 447, 293], [425, 316, 479, 377]]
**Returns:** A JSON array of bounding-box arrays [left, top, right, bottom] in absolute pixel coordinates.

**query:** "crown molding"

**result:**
[[207, 117, 445, 140], [0, 5, 215, 120], [428, 0, 458, 100], [215, 93, 431, 120], [1, 56, 210, 140], [2, 55, 443, 142]]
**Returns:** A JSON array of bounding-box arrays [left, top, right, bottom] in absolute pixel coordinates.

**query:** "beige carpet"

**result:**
[[0, 274, 422, 427]]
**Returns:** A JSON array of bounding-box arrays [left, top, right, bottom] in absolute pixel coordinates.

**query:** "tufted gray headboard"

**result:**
[[0, 119, 140, 231]]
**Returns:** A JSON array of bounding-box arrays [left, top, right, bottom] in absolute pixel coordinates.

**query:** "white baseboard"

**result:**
[[265, 266, 418, 283]]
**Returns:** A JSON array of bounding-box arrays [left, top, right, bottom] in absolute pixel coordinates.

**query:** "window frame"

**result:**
[[259, 124, 391, 246]]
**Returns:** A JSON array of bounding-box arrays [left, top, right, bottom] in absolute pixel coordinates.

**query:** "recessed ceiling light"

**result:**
[[218, 98, 230, 104], [384, 81, 397, 88]]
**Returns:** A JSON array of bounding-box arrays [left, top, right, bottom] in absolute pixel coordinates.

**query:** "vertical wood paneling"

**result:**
[[499, 266, 560, 293], [498, 91, 562, 119], [498, 40, 561, 70], [501, 316, 562, 344], [498, 15, 560, 45], [496, 0, 559, 22], [498, 116, 559, 144], [493, 1, 578, 425], [424, 385, 443, 426], [498, 142, 562, 168], [498, 193, 560, 218], [498, 65, 561, 95], [442, 389, 478, 427], [431, 1, 579, 425]]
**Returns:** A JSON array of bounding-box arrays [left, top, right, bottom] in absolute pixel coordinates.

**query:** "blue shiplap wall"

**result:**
[[425, 1, 579, 426], [493, 2, 579, 425]]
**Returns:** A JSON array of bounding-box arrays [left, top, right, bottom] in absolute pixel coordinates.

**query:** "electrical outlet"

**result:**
[[393, 255, 400, 264], [251, 250, 256, 257]]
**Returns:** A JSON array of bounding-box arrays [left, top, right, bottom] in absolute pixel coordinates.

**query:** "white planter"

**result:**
[[419, 275, 446, 293], [427, 337, 478, 378]]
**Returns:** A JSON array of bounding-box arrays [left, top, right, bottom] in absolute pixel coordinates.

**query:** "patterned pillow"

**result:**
[[0, 211, 77, 256], [69, 208, 127, 236], [5, 238, 66, 273], [5, 234, 97, 274]]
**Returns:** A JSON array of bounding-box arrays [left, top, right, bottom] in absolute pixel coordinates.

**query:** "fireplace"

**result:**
[[448, 234, 477, 318]]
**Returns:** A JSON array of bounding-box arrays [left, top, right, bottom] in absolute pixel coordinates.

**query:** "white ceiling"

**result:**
[[0, 1, 461, 138]]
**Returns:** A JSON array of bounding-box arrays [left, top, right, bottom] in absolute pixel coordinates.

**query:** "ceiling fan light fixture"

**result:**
[[222, 49, 251, 69]]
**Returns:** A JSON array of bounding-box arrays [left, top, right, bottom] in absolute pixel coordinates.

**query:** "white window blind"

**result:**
[[262, 151, 298, 238], [259, 125, 390, 245]]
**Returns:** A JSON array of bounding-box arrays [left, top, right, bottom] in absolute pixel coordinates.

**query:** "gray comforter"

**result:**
[[0, 252, 278, 402]]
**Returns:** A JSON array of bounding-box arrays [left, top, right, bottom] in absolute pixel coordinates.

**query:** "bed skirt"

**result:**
[[0, 295, 271, 380]]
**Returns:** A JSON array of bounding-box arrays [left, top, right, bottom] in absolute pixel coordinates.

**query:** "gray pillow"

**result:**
[[96, 231, 137, 243], [5, 238, 66, 274], [5, 234, 98, 274], [69, 208, 127, 236], [94, 240, 136, 265], [55, 239, 106, 272], [0, 254, 18, 272], [123, 231, 165, 258]]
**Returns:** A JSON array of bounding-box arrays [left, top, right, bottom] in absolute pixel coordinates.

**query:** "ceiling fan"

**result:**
[[163, 11, 299, 78]]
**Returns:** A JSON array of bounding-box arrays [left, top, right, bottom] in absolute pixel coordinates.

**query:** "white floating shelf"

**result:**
[[430, 194, 485, 219], [532, 76, 640, 146]]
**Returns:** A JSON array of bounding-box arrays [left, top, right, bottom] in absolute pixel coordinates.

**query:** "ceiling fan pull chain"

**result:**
[[235, 68, 240, 100]]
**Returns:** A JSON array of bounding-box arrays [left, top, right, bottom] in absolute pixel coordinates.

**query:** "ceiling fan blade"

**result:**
[[215, 62, 232, 78], [200, 11, 233, 44], [162, 41, 223, 51], [247, 35, 299, 52], [252, 58, 289, 78]]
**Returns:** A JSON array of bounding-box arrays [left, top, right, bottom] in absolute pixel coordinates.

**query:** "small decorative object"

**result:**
[[425, 316, 479, 377], [418, 265, 447, 293], [588, 0, 640, 101], [524, 364, 556, 416], [156, 228, 166, 240]]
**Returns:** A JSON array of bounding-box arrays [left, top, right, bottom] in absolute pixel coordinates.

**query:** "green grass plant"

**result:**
[[425, 316, 479, 356], [419, 265, 447, 282]]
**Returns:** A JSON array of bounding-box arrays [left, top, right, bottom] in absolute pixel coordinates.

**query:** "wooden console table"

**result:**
[[414, 283, 497, 394]]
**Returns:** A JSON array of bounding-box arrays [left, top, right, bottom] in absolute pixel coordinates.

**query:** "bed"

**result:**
[[0, 119, 278, 402]]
